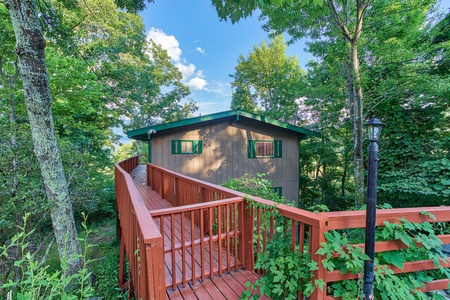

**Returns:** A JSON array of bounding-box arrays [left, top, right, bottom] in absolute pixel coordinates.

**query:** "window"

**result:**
[[273, 187, 282, 197], [248, 140, 282, 158], [171, 140, 202, 154]]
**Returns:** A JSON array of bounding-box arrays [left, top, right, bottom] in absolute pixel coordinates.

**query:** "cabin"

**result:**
[[126, 109, 320, 204]]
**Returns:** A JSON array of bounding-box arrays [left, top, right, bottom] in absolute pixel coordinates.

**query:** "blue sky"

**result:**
[[140, 0, 312, 116]]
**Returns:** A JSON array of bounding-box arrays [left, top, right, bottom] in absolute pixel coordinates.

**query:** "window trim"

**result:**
[[171, 140, 203, 154]]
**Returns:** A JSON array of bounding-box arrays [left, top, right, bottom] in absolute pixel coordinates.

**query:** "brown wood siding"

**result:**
[[151, 120, 299, 203]]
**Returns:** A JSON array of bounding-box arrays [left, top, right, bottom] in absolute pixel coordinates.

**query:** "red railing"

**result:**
[[321, 208, 450, 299], [146, 163, 450, 299], [116, 157, 450, 299], [115, 156, 165, 299], [150, 197, 245, 289], [146, 163, 329, 298]]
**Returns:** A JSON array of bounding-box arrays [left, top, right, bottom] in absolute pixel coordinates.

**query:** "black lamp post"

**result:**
[[364, 117, 385, 300]]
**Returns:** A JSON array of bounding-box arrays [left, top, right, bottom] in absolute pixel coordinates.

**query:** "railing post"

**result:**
[[309, 224, 327, 300], [160, 170, 164, 199], [147, 163, 151, 188], [242, 200, 255, 270], [145, 240, 165, 299]]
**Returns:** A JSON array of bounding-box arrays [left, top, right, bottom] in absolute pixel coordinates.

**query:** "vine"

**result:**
[[240, 198, 322, 300], [318, 213, 450, 300]]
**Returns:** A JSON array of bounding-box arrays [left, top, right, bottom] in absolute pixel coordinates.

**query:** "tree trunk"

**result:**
[[348, 41, 364, 207], [327, 0, 368, 207], [5, 0, 82, 278]]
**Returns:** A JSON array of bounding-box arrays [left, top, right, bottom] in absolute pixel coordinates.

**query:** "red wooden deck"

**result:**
[[130, 165, 268, 299]]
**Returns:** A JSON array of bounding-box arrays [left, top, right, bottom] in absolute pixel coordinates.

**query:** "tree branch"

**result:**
[[327, 0, 353, 42]]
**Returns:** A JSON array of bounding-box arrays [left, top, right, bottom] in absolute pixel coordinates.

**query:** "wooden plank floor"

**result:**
[[130, 165, 269, 300]]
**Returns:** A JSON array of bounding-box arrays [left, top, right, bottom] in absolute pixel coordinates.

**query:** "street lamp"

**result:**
[[364, 117, 385, 300]]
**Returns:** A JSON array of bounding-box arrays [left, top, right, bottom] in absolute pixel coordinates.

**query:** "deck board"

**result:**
[[130, 165, 269, 299]]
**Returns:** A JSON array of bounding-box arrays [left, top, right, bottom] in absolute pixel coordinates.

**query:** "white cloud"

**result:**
[[175, 62, 196, 81], [146, 27, 182, 62], [195, 47, 206, 55], [188, 77, 207, 90], [146, 28, 209, 92], [204, 80, 232, 97]]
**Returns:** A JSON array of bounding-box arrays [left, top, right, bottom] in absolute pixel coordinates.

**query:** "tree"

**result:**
[[360, 3, 450, 207], [62, 0, 197, 130], [287, 0, 449, 208], [230, 35, 306, 123], [4, 0, 82, 277], [213, 0, 371, 207]]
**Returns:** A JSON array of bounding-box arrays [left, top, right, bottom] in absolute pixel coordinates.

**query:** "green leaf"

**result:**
[[381, 251, 405, 269]]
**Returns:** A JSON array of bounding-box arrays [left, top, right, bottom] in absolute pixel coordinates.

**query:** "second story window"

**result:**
[[248, 140, 282, 158]]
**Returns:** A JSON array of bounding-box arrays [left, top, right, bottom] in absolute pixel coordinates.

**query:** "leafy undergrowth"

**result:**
[[1, 215, 127, 299], [79, 218, 127, 299]]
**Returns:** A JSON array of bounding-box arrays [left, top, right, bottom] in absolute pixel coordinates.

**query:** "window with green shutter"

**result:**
[[273, 187, 282, 197], [248, 140, 282, 158], [171, 140, 202, 154]]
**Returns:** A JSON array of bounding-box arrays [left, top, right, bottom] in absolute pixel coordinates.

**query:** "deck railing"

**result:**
[[115, 156, 165, 299], [116, 157, 449, 300], [150, 197, 245, 289], [146, 163, 450, 299], [321, 208, 450, 299], [146, 163, 329, 299]]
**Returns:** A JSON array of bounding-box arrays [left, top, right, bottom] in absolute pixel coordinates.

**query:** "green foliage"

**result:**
[[1, 215, 126, 299], [248, 0, 450, 209], [240, 202, 319, 299], [0, 214, 94, 299], [87, 220, 127, 299], [361, 1, 450, 207], [318, 215, 450, 299], [211, 0, 324, 24], [222, 173, 289, 204], [230, 35, 307, 124]]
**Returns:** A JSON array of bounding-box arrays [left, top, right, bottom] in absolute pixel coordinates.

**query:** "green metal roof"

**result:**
[[126, 109, 320, 141]]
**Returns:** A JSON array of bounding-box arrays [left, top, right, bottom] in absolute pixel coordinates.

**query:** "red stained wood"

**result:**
[[118, 159, 450, 300], [128, 164, 265, 299]]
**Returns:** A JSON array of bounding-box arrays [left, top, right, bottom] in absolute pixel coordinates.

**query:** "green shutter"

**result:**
[[171, 140, 181, 154], [248, 140, 256, 158], [274, 140, 282, 158], [196, 140, 203, 154], [171, 140, 176, 154], [192, 140, 202, 154]]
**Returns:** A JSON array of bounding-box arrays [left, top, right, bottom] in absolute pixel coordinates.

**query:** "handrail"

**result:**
[[321, 206, 450, 298], [115, 156, 165, 299]]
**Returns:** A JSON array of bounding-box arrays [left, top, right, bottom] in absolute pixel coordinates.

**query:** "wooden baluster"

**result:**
[[190, 210, 195, 284], [242, 199, 254, 271], [181, 212, 186, 287], [209, 207, 214, 277], [226, 204, 231, 273], [171, 214, 176, 290], [200, 208, 205, 282], [218, 205, 223, 276]]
